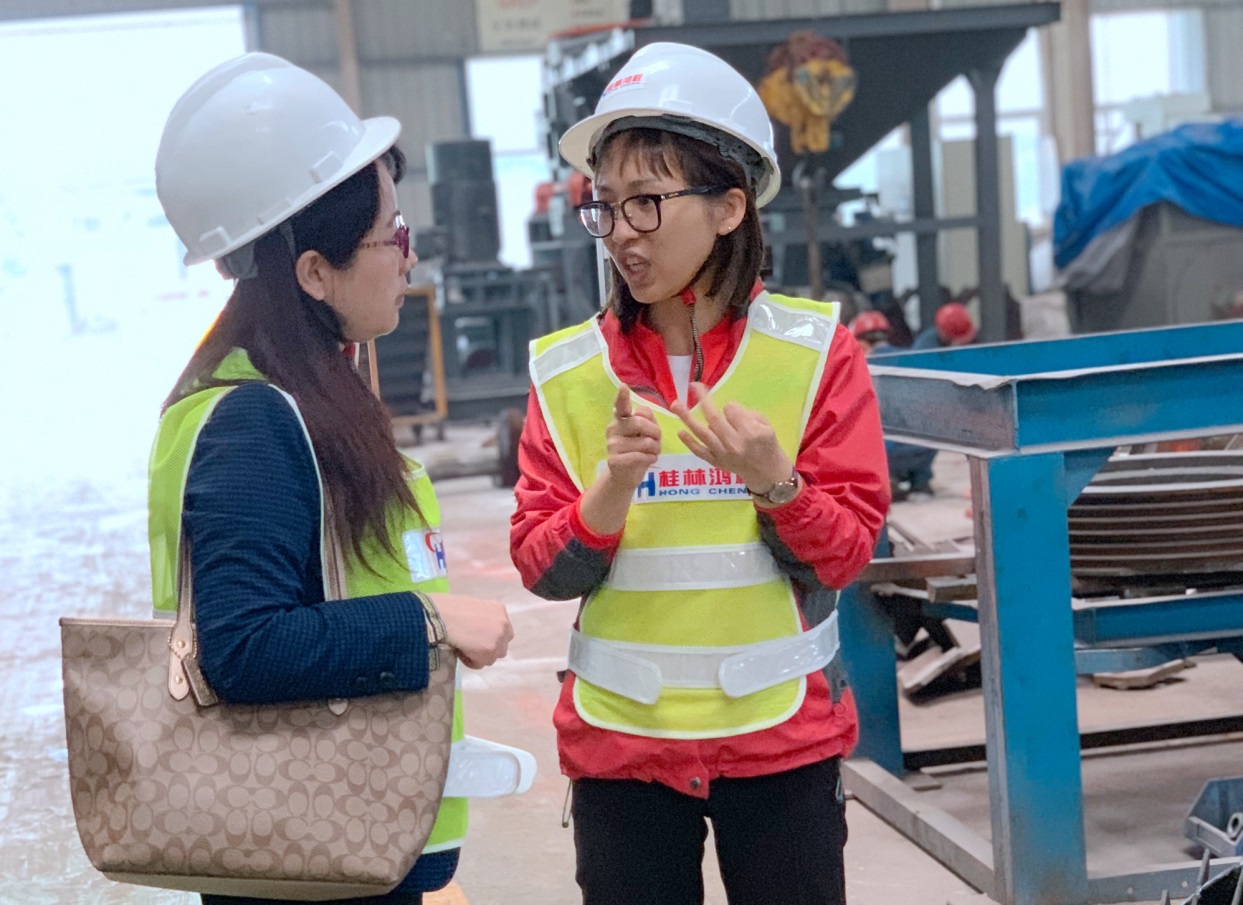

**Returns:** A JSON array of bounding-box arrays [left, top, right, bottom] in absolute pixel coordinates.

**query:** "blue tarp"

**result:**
[[1054, 119, 1243, 270]]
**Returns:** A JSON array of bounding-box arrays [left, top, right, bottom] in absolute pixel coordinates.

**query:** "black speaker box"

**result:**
[[431, 181, 501, 264], [427, 139, 493, 184]]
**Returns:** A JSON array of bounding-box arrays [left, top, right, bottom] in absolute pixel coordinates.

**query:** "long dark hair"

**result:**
[[164, 147, 420, 563], [595, 128, 764, 332]]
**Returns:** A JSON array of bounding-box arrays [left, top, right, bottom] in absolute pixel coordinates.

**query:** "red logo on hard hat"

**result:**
[[604, 73, 644, 94]]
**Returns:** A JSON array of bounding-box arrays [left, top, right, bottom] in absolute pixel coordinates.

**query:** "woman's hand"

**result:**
[[427, 593, 514, 670], [579, 385, 662, 536], [671, 382, 792, 493], [604, 385, 661, 489]]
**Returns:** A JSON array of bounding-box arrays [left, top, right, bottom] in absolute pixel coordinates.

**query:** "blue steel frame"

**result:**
[[838, 320, 1243, 905]]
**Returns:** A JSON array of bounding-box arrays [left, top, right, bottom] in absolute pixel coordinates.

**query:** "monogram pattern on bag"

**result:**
[[61, 619, 455, 893]]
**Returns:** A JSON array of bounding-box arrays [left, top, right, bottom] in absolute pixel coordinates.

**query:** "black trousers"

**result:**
[[571, 757, 847, 905]]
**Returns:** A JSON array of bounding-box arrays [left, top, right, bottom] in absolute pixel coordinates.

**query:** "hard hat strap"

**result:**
[[216, 221, 298, 281], [590, 115, 764, 193]]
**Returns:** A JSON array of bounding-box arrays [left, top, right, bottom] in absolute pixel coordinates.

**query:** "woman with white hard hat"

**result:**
[[152, 53, 517, 904], [510, 42, 889, 904]]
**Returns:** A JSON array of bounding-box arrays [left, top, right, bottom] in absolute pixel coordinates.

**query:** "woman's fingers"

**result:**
[[692, 383, 743, 447], [677, 429, 711, 460], [613, 384, 632, 421], [670, 397, 713, 445]]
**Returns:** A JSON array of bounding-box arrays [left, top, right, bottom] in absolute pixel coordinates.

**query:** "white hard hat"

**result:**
[[156, 52, 401, 266], [559, 42, 781, 207]]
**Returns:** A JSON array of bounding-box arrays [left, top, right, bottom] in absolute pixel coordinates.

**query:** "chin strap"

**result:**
[[679, 287, 704, 384]]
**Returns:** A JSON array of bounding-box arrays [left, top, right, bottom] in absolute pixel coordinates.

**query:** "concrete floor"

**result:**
[[3, 414, 1241, 905]]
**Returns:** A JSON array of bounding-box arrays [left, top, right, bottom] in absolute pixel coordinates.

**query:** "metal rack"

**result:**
[[372, 285, 448, 436], [839, 320, 1243, 905], [436, 264, 554, 421]]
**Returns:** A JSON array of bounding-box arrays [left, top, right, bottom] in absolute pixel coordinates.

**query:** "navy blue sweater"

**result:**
[[184, 383, 455, 901]]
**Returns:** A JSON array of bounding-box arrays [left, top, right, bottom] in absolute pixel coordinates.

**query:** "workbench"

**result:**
[[838, 321, 1243, 905]]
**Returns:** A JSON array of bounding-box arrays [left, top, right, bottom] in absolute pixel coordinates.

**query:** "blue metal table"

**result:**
[[838, 321, 1243, 905]]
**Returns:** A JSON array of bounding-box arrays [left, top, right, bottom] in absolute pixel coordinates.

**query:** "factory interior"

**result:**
[[3, 1, 1243, 904]]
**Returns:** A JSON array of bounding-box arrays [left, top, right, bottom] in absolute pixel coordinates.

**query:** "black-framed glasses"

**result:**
[[575, 186, 727, 239], [360, 213, 410, 257]]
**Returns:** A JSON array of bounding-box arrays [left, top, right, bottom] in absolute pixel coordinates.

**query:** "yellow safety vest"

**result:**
[[148, 349, 468, 853], [529, 293, 840, 739]]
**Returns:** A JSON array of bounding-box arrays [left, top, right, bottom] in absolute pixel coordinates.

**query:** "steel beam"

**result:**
[[910, 104, 941, 331], [1072, 591, 1243, 646], [763, 214, 979, 245], [973, 453, 1089, 905], [1087, 858, 1243, 904], [970, 62, 1005, 344], [635, 3, 1060, 47], [870, 320, 1243, 377], [870, 327, 1243, 455], [843, 759, 996, 898], [1073, 641, 1215, 674], [838, 536, 905, 775], [856, 551, 977, 583], [1063, 447, 1116, 504]]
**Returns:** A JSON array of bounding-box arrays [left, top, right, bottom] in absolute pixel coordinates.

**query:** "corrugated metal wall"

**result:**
[[0, 0, 477, 228], [253, 0, 476, 228]]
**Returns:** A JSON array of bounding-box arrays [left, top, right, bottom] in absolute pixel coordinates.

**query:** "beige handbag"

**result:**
[[60, 532, 456, 901]]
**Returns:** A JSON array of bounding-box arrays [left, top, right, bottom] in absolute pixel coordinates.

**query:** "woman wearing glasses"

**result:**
[[510, 42, 889, 905], [150, 54, 515, 904]]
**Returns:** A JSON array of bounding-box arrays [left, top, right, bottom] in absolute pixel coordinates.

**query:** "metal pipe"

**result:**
[[909, 105, 941, 332], [798, 166, 824, 302], [968, 62, 1005, 344]]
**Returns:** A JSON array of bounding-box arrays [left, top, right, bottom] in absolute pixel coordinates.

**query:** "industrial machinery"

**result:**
[[539, 3, 1060, 339], [419, 139, 555, 421], [842, 321, 1243, 905], [373, 285, 447, 440], [406, 4, 1062, 427]]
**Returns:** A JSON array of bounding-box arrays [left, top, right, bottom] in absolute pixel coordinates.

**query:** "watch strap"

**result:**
[[746, 469, 799, 505]]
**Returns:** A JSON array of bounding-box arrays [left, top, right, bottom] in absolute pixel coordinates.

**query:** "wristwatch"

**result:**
[[746, 469, 800, 506]]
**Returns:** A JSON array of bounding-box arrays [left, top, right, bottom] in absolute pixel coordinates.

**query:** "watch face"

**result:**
[[767, 479, 798, 505]]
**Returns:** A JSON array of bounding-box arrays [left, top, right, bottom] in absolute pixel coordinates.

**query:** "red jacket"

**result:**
[[509, 296, 890, 798]]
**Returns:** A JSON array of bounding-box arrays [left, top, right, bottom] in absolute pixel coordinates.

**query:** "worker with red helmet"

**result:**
[[912, 301, 977, 349], [848, 310, 891, 354]]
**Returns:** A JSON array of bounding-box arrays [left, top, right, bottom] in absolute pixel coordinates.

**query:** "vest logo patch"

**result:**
[[403, 528, 448, 582], [600, 453, 749, 504]]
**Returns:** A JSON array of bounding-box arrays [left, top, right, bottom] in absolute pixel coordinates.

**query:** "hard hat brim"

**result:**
[[182, 115, 402, 266], [560, 109, 780, 208]]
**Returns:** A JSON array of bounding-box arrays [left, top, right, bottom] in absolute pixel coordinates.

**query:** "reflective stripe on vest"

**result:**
[[146, 350, 482, 851], [567, 610, 840, 703], [529, 294, 840, 739]]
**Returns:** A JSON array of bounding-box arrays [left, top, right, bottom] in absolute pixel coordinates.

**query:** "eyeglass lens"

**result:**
[[394, 216, 409, 257], [579, 195, 662, 238]]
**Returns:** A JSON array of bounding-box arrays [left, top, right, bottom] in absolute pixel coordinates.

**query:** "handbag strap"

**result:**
[[166, 494, 350, 708], [167, 539, 219, 706]]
